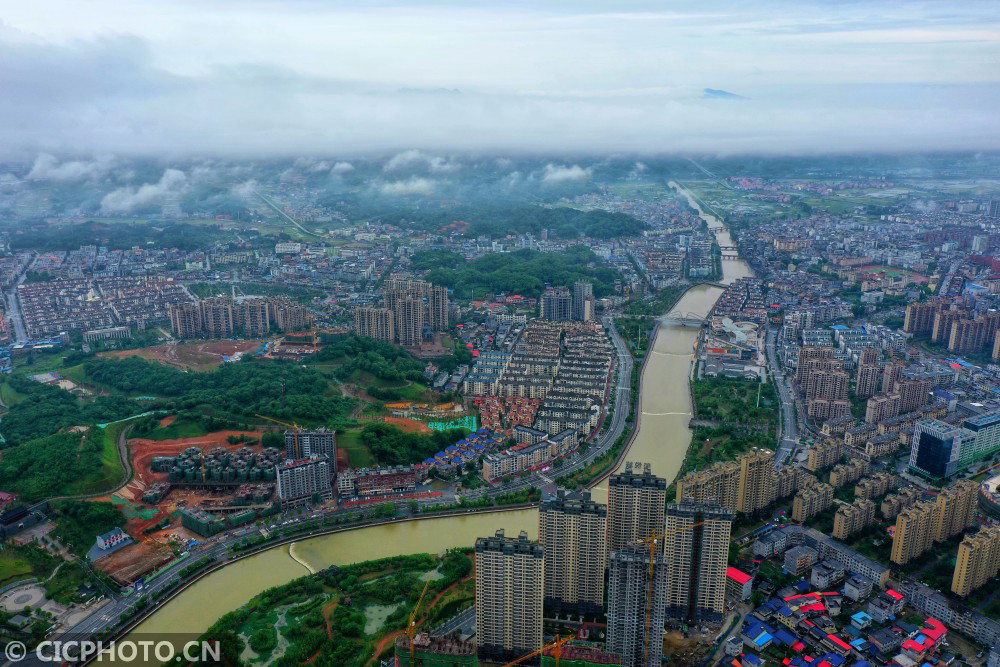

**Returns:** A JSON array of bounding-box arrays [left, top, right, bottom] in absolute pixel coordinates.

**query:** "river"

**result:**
[[132, 180, 753, 637]]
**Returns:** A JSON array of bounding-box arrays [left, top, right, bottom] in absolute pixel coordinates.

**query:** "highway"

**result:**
[[252, 189, 320, 238], [61, 318, 636, 646]]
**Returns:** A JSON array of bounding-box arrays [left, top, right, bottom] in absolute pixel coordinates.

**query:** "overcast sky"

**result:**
[[2, 0, 998, 157]]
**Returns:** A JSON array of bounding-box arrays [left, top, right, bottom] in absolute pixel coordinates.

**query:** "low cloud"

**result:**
[[330, 161, 354, 174], [27, 153, 115, 182], [542, 163, 592, 183], [379, 177, 436, 196], [384, 150, 460, 174], [100, 168, 186, 213]]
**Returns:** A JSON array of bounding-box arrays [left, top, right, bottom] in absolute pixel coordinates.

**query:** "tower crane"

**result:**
[[637, 519, 727, 667], [500, 635, 574, 667], [406, 577, 432, 663], [256, 414, 302, 459]]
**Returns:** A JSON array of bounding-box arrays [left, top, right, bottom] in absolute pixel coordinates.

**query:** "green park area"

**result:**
[[201, 551, 474, 666]]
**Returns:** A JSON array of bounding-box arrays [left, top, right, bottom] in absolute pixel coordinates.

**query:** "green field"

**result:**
[[0, 381, 28, 407], [0, 553, 34, 587], [337, 429, 375, 467], [143, 417, 208, 441]]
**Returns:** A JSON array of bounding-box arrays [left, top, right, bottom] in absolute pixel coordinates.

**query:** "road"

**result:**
[[766, 327, 799, 466], [5, 255, 32, 342], [252, 189, 320, 238], [434, 606, 474, 636], [63, 318, 636, 646]]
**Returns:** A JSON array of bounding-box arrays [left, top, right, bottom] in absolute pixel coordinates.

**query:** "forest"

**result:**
[[311, 335, 426, 383], [0, 376, 137, 446], [83, 356, 355, 425], [0, 433, 103, 501], [358, 423, 468, 466], [413, 246, 621, 299]]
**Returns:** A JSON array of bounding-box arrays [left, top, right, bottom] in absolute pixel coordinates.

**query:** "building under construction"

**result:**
[[540, 641, 621, 667], [161, 446, 284, 485], [393, 633, 477, 667]]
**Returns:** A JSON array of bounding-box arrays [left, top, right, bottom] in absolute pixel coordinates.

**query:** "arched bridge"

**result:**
[[661, 312, 706, 326]]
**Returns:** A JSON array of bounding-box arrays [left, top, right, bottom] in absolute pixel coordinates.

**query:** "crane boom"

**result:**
[[500, 635, 573, 667], [256, 414, 301, 458], [407, 577, 433, 662]]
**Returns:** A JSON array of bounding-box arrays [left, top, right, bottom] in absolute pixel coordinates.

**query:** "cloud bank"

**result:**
[[0, 1, 998, 156]]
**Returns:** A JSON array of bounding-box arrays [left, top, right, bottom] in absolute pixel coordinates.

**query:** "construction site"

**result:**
[[92, 427, 286, 585]]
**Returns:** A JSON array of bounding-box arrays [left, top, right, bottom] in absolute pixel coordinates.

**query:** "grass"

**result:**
[[62, 425, 128, 496], [144, 417, 208, 441], [0, 553, 35, 587], [0, 381, 28, 407], [338, 429, 375, 467]]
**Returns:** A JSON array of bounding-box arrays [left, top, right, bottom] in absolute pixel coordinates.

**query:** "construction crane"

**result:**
[[637, 519, 727, 667], [500, 634, 574, 667], [256, 414, 301, 458], [406, 577, 432, 663]]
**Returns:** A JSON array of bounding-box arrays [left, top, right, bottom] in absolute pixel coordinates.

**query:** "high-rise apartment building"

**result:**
[[896, 377, 932, 413], [904, 301, 942, 336], [354, 306, 395, 342], [890, 500, 936, 565], [572, 281, 595, 322], [541, 286, 573, 321], [428, 285, 450, 331], [832, 498, 875, 540], [284, 428, 337, 467], [855, 348, 882, 399], [607, 463, 667, 554], [275, 455, 333, 508], [951, 526, 1000, 597], [737, 448, 776, 514], [270, 297, 309, 332], [168, 302, 201, 339], [932, 307, 969, 344], [240, 297, 271, 338], [932, 479, 978, 542], [607, 542, 668, 667], [962, 412, 1000, 462], [675, 461, 739, 510], [663, 503, 734, 624], [881, 361, 905, 394], [200, 296, 236, 339], [475, 530, 544, 662], [891, 480, 978, 564], [538, 490, 607, 615], [865, 393, 901, 424], [395, 295, 425, 346]]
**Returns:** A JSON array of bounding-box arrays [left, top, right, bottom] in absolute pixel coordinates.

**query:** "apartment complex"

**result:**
[[792, 482, 834, 522], [284, 428, 337, 466], [738, 448, 777, 513], [474, 530, 544, 662], [855, 348, 882, 399], [832, 498, 876, 540], [169, 295, 309, 339], [796, 346, 851, 421], [890, 480, 978, 564], [275, 455, 333, 508], [676, 448, 804, 515], [607, 463, 667, 554], [951, 525, 1000, 597], [538, 490, 607, 615], [805, 440, 843, 471], [540, 286, 573, 321], [663, 503, 734, 624], [353, 306, 394, 342], [354, 277, 449, 346], [607, 542, 668, 667]]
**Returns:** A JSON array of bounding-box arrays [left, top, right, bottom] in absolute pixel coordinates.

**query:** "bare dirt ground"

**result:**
[[383, 416, 432, 434], [94, 540, 174, 584], [99, 340, 264, 372]]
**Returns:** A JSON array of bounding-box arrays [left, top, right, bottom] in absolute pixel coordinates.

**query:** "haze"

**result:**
[[2, 0, 999, 157]]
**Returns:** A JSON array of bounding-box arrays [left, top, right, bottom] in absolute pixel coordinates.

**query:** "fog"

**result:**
[[1, 1, 998, 157]]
